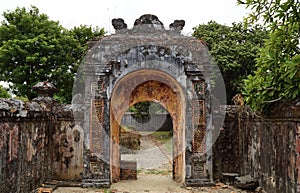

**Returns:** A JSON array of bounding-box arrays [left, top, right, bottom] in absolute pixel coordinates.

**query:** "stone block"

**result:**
[[221, 173, 240, 185], [234, 175, 259, 190], [120, 127, 141, 154]]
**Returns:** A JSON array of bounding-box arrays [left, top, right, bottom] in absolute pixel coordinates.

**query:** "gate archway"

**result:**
[[110, 70, 185, 182], [73, 14, 226, 188]]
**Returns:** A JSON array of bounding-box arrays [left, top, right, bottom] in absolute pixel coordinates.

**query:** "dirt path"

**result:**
[[54, 178, 253, 193], [111, 174, 188, 193], [53, 135, 254, 193]]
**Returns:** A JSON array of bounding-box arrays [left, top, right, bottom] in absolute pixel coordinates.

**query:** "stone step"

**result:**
[[82, 179, 110, 188], [81, 182, 110, 188]]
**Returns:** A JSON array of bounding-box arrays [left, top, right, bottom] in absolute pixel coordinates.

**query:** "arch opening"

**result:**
[[110, 69, 186, 183], [120, 101, 174, 178]]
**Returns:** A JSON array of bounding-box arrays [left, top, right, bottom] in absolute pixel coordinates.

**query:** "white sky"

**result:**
[[0, 0, 249, 35]]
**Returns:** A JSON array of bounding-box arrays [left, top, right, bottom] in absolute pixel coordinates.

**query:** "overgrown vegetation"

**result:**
[[239, 0, 300, 110]]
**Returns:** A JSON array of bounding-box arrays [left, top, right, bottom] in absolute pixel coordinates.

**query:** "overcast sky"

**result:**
[[0, 0, 249, 35]]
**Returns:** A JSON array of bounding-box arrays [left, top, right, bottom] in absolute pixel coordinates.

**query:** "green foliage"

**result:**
[[192, 21, 267, 103], [129, 102, 152, 122], [129, 102, 167, 122], [243, 27, 300, 110], [0, 6, 105, 103], [239, 0, 300, 31], [71, 25, 105, 45], [239, 0, 300, 110], [0, 85, 11, 98]]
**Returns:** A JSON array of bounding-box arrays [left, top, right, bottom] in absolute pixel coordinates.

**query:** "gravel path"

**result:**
[[121, 135, 172, 172]]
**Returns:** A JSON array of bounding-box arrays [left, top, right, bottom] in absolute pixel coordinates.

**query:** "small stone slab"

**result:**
[[221, 173, 240, 185], [234, 175, 259, 190]]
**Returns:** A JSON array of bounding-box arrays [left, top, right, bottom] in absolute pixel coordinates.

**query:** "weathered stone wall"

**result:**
[[1, 95, 299, 193], [213, 103, 299, 193], [213, 106, 241, 179], [241, 102, 299, 193], [0, 121, 51, 193], [0, 97, 82, 193], [51, 121, 84, 181]]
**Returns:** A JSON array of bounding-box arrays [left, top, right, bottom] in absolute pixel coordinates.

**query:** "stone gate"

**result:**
[[72, 14, 226, 187]]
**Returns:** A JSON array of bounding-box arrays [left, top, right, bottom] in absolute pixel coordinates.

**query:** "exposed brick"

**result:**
[[120, 161, 137, 180]]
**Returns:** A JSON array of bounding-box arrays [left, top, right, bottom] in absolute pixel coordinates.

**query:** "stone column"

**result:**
[[185, 70, 214, 186], [81, 73, 111, 188]]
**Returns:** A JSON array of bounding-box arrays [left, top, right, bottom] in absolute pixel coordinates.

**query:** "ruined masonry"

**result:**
[[0, 15, 299, 193]]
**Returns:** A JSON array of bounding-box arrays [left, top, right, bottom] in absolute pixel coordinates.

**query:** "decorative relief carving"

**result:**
[[193, 162, 204, 172], [192, 154, 207, 178], [90, 99, 104, 154], [192, 99, 206, 153], [90, 161, 104, 174], [91, 80, 104, 98], [193, 81, 205, 96], [193, 125, 206, 153], [191, 80, 207, 178], [94, 99, 104, 122]]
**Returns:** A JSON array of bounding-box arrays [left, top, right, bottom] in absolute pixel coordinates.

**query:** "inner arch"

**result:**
[[110, 69, 186, 183]]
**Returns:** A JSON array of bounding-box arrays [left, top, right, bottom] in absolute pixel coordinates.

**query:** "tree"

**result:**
[[129, 102, 167, 123], [0, 6, 105, 103], [71, 25, 105, 46], [192, 21, 267, 103], [239, 0, 300, 110]]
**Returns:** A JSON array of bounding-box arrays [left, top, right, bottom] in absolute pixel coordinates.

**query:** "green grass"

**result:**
[[144, 168, 172, 175]]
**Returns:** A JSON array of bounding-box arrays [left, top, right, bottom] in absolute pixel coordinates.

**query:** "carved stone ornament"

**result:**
[[169, 20, 185, 30], [134, 14, 163, 26], [33, 81, 57, 97], [112, 18, 128, 31]]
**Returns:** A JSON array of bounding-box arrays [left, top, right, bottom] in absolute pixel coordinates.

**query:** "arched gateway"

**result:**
[[73, 14, 225, 188]]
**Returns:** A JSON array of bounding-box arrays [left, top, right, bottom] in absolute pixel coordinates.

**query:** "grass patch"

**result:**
[[145, 168, 172, 175]]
